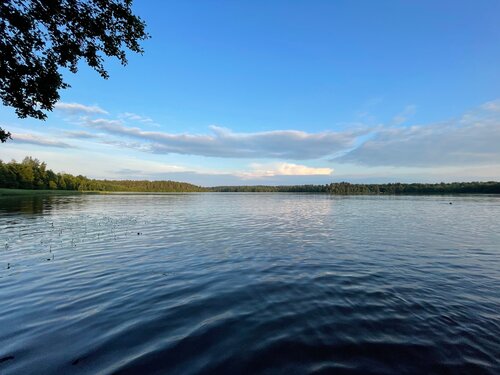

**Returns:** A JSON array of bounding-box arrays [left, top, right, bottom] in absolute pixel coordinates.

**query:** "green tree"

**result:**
[[15, 160, 35, 188], [0, 0, 148, 142], [45, 169, 58, 189]]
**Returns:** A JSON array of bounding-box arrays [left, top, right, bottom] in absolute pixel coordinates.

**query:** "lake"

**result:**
[[1, 193, 499, 374]]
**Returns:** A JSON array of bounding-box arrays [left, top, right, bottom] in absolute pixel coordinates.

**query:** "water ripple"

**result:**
[[1, 194, 499, 374]]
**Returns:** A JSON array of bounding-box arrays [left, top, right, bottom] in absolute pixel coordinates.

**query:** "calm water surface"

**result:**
[[1, 194, 499, 374]]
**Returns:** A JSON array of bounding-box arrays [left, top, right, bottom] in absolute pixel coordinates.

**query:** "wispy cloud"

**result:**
[[481, 99, 500, 112], [11, 133, 73, 148], [335, 105, 500, 167], [64, 131, 101, 139], [85, 119, 363, 159], [10, 98, 498, 183], [392, 104, 417, 125], [54, 102, 108, 115], [120, 112, 155, 124]]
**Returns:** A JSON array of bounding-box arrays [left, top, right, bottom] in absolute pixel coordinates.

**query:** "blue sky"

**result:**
[[1, 0, 500, 185]]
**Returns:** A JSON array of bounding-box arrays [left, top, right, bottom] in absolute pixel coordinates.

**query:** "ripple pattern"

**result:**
[[1, 193, 500, 374]]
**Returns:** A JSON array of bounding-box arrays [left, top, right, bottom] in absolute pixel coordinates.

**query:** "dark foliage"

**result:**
[[211, 181, 500, 194], [0, 0, 148, 138], [0, 128, 12, 143]]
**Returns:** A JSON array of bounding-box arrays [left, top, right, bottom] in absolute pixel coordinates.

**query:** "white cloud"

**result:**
[[336, 103, 500, 167], [11, 133, 73, 148], [85, 119, 363, 159], [239, 162, 333, 179], [54, 102, 108, 115], [392, 104, 417, 125], [480, 100, 500, 112], [64, 130, 101, 139], [9, 97, 499, 182], [120, 112, 155, 123]]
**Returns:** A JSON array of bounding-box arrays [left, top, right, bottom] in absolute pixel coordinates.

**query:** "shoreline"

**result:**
[[1, 188, 499, 197]]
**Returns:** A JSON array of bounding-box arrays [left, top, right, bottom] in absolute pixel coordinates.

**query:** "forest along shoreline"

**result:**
[[1, 157, 500, 195]]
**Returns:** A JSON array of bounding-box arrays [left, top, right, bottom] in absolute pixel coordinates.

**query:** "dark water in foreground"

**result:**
[[0, 193, 499, 374]]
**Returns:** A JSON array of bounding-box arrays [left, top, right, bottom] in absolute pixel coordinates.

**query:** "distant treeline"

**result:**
[[0, 157, 206, 192], [210, 182, 500, 194], [1, 157, 499, 194]]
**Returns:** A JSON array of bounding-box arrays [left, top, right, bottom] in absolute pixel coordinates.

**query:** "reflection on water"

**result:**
[[0, 195, 51, 215], [0, 193, 500, 374], [0, 194, 93, 215]]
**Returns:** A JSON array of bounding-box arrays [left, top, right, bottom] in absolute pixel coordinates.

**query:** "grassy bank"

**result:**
[[0, 188, 86, 197], [0, 189, 197, 196]]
